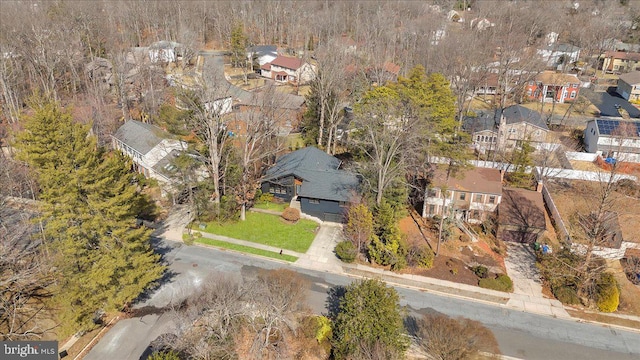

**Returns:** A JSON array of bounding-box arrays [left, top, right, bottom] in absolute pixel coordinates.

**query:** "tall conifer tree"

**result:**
[[15, 101, 164, 333]]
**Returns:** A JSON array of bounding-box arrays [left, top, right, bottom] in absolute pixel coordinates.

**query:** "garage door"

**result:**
[[323, 213, 343, 223], [501, 230, 537, 244]]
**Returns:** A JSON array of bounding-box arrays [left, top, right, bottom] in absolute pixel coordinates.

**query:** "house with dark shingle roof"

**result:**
[[463, 105, 549, 152], [112, 120, 188, 185], [423, 167, 503, 224], [260, 147, 360, 222], [497, 105, 549, 149]]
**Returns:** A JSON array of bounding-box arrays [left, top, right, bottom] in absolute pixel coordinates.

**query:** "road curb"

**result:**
[[192, 241, 295, 265]]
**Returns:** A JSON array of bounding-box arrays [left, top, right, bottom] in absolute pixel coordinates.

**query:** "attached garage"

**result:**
[[497, 188, 546, 244]]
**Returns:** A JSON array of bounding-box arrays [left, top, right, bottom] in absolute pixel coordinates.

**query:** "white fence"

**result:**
[[565, 151, 598, 162], [571, 242, 640, 260], [541, 185, 571, 243]]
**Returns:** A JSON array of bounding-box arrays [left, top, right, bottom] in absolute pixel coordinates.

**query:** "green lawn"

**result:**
[[196, 237, 298, 262], [253, 201, 289, 212], [196, 212, 318, 253]]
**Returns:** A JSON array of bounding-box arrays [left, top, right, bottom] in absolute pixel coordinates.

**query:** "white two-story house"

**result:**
[[422, 167, 503, 224], [260, 55, 316, 85]]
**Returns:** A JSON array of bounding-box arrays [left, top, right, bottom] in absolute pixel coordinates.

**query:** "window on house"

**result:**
[[270, 185, 287, 194], [428, 189, 437, 197], [475, 194, 483, 202], [309, 199, 320, 204], [527, 89, 532, 96], [459, 193, 466, 200], [472, 210, 480, 219], [570, 90, 576, 99], [429, 204, 435, 214], [489, 195, 496, 204]]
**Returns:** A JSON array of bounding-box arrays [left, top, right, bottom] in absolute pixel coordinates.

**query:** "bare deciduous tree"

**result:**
[[0, 198, 56, 340]]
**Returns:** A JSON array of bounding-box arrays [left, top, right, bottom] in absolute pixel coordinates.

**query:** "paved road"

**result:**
[[84, 238, 640, 360], [198, 50, 304, 108], [581, 87, 640, 118], [199, 50, 254, 103]]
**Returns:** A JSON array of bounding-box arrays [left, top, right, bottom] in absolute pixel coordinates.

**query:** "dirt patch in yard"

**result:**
[[398, 214, 506, 286]]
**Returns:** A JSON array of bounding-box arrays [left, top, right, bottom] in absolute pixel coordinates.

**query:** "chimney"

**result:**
[[536, 181, 543, 193], [499, 169, 505, 182]]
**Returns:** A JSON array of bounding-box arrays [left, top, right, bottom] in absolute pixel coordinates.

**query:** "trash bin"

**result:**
[[533, 242, 541, 251]]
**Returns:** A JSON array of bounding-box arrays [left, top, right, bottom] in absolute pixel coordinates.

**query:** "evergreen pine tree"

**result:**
[[15, 101, 164, 334]]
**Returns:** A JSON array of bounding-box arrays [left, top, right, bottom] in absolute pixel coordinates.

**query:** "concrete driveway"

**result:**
[[504, 243, 544, 298], [294, 223, 345, 272], [581, 87, 640, 118]]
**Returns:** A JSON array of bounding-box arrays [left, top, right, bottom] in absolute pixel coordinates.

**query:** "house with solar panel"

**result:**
[[584, 118, 640, 163], [112, 120, 194, 189]]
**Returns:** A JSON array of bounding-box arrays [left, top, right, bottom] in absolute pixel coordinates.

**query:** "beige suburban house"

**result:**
[[423, 167, 503, 224], [497, 105, 549, 149], [616, 71, 640, 101], [463, 105, 549, 153], [601, 51, 640, 74]]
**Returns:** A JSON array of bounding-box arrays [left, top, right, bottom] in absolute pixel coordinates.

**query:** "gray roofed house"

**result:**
[[617, 71, 640, 101], [497, 105, 549, 150], [261, 147, 360, 222], [112, 120, 166, 155], [112, 120, 189, 187], [463, 105, 548, 153], [499, 105, 548, 130]]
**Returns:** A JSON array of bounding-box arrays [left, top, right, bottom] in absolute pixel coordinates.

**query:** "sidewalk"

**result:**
[[197, 231, 304, 258], [156, 206, 571, 321]]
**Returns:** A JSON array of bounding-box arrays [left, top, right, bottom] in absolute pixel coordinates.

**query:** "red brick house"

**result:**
[[525, 71, 581, 103]]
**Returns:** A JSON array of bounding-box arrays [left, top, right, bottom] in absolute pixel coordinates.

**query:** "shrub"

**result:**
[[281, 207, 300, 222], [315, 316, 332, 343], [596, 273, 619, 313], [472, 265, 488, 279], [335, 240, 357, 263], [258, 192, 274, 203], [552, 285, 580, 305], [479, 274, 513, 292], [406, 244, 434, 269]]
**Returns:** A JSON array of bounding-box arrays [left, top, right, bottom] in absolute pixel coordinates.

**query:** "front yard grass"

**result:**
[[196, 237, 298, 262], [253, 201, 289, 212], [196, 212, 318, 253]]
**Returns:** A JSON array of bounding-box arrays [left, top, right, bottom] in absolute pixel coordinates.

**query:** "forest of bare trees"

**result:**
[[1, 0, 636, 141]]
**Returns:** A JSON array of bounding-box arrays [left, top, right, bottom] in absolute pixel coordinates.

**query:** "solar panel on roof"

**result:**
[[596, 119, 640, 137]]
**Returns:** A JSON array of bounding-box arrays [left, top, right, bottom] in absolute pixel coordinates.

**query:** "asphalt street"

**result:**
[[84, 238, 640, 360], [581, 87, 640, 118]]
